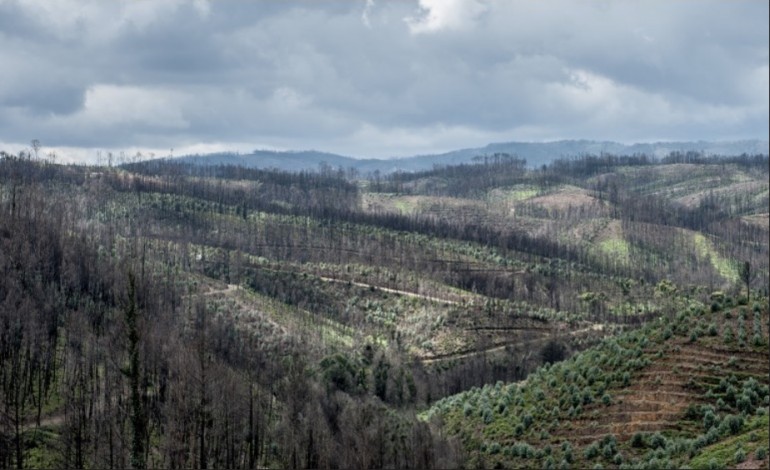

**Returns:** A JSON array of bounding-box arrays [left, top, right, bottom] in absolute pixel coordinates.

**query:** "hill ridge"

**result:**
[[172, 139, 770, 173]]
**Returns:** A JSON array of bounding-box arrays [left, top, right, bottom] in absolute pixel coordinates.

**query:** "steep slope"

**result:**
[[426, 300, 770, 469]]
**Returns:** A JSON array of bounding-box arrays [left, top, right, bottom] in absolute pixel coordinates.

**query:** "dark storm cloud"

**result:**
[[0, 0, 766, 160]]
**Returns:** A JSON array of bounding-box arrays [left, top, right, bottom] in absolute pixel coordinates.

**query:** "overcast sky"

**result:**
[[1, 0, 767, 162]]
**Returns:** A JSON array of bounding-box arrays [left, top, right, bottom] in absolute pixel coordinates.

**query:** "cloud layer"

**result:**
[[0, 0, 767, 161]]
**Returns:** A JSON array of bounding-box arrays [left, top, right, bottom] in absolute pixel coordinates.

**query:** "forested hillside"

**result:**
[[0, 151, 767, 469]]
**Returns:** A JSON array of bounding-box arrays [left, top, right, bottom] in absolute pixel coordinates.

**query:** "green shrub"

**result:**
[[685, 403, 703, 420], [602, 443, 616, 459], [706, 426, 721, 444], [723, 326, 734, 344], [737, 393, 753, 413], [722, 414, 744, 435], [703, 409, 717, 430], [631, 432, 646, 448], [511, 442, 529, 458], [756, 446, 768, 460], [673, 438, 692, 455], [725, 384, 737, 403], [601, 435, 617, 448], [482, 408, 494, 424], [583, 443, 599, 460], [649, 432, 667, 450], [525, 444, 535, 458], [735, 448, 746, 464], [582, 388, 594, 405]]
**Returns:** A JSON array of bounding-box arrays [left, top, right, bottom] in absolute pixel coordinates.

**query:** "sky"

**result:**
[[0, 0, 767, 163]]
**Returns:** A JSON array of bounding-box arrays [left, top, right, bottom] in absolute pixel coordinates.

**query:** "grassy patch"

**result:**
[[488, 187, 540, 204], [23, 428, 61, 469], [692, 233, 739, 283], [598, 238, 630, 264], [393, 197, 419, 214], [689, 413, 769, 469]]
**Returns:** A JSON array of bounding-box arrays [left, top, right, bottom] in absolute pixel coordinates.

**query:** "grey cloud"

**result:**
[[485, 1, 769, 105], [2, 85, 85, 116], [0, 0, 766, 159]]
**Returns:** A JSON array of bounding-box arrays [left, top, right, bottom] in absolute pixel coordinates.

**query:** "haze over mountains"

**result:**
[[176, 139, 770, 173]]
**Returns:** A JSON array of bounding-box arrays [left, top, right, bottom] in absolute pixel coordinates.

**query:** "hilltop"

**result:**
[[174, 139, 770, 173]]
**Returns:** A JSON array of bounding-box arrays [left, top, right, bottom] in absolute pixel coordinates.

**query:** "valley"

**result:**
[[0, 151, 767, 469]]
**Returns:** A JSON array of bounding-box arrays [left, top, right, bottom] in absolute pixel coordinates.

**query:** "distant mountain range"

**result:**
[[175, 139, 769, 174]]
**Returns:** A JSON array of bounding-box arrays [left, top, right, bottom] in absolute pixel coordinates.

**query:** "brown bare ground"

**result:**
[[735, 455, 770, 469], [527, 186, 603, 212]]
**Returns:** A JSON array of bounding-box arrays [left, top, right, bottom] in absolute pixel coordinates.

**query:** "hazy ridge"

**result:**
[[175, 139, 770, 173]]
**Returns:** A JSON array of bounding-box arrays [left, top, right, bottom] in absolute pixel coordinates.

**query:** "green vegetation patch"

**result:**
[[488, 186, 540, 204], [689, 413, 769, 469], [598, 238, 630, 264], [692, 233, 739, 283], [393, 199, 417, 213], [23, 428, 61, 469]]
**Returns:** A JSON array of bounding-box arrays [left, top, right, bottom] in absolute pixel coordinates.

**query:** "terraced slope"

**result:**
[[426, 301, 770, 469]]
